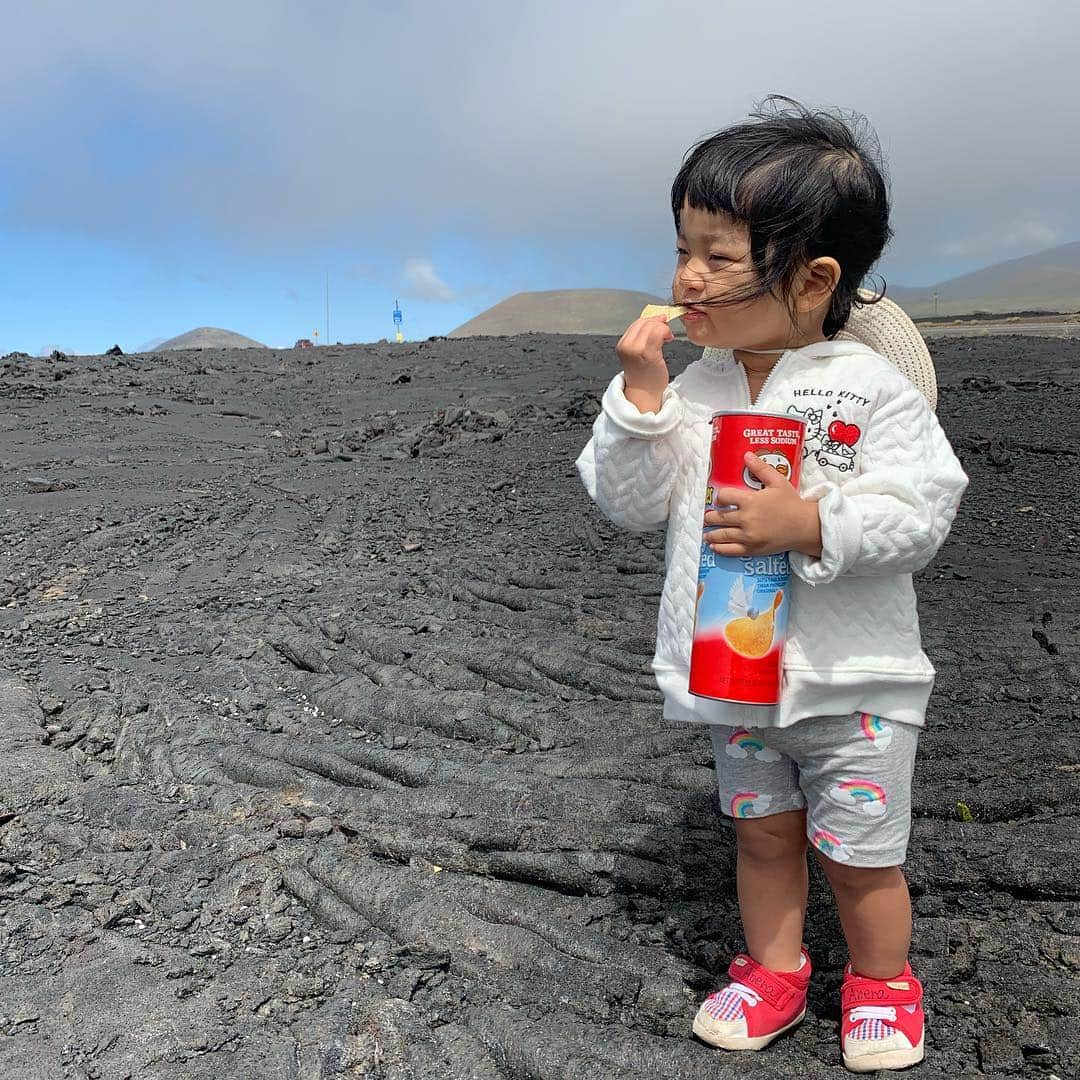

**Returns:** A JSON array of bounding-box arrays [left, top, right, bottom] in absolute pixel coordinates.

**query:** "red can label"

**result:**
[[688, 412, 806, 705]]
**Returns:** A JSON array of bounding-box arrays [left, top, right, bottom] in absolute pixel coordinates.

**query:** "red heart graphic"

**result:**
[[828, 420, 861, 446]]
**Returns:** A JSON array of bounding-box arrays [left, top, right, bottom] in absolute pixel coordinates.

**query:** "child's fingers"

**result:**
[[709, 540, 749, 557], [635, 320, 675, 350], [710, 487, 745, 509], [743, 452, 792, 487], [632, 315, 675, 337], [707, 524, 745, 547], [619, 321, 673, 365], [703, 508, 738, 527], [621, 318, 670, 346]]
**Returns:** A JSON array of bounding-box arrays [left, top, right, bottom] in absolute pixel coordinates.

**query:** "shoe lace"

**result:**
[[849, 1005, 896, 1023], [719, 981, 762, 1008]]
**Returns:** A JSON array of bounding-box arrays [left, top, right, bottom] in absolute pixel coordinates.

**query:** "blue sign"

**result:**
[[393, 303, 402, 325]]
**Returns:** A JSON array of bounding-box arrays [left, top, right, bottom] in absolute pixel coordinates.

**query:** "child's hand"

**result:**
[[616, 314, 674, 413], [705, 453, 823, 558]]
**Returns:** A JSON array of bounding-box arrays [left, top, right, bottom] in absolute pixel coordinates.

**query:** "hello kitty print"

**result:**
[[786, 387, 869, 473]]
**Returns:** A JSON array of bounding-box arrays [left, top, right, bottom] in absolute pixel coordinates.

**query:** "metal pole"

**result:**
[[325, 271, 330, 344]]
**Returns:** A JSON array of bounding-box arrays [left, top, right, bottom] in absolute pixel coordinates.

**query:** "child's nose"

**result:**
[[676, 262, 708, 293]]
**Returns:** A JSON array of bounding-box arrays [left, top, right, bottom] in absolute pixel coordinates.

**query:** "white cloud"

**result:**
[[402, 258, 455, 303], [0, 1, 1077, 278]]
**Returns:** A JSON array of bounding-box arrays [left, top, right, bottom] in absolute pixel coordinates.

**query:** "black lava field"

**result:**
[[0, 333, 1076, 1079]]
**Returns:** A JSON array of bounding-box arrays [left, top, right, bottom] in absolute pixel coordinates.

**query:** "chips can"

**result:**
[[688, 411, 806, 705]]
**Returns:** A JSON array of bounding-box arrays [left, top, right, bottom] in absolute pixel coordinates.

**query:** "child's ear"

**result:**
[[797, 257, 841, 312]]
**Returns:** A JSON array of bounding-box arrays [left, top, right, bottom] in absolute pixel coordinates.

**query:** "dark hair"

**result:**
[[670, 95, 892, 338]]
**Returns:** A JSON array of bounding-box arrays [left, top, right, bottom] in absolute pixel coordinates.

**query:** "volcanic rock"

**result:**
[[0, 331, 1075, 1079]]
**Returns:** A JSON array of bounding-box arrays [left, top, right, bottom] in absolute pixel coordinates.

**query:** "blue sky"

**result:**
[[2, 0, 1078, 354]]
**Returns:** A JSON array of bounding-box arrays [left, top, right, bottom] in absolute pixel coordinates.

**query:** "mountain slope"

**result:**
[[157, 327, 266, 351], [449, 289, 675, 337], [888, 241, 1080, 316]]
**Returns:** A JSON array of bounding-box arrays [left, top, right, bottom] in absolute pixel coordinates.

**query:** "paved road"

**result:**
[[921, 321, 1080, 338]]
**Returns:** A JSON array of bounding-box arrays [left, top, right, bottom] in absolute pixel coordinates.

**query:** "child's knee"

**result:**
[[735, 810, 808, 862], [816, 853, 904, 889]]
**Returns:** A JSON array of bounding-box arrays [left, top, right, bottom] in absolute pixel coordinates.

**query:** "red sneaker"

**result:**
[[692, 948, 811, 1051], [841, 963, 925, 1072]]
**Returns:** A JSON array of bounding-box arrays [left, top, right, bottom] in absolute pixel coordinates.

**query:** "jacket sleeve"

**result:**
[[575, 370, 687, 533], [789, 381, 969, 585]]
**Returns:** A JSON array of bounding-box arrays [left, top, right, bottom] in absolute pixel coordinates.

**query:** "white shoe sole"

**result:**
[[692, 1006, 806, 1051], [843, 1035, 925, 1072]]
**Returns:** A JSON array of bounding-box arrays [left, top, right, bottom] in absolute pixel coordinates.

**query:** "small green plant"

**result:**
[[955, 801, 974, 823]]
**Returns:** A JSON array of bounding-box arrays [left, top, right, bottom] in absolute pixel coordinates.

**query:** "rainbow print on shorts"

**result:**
[[828, 778, 888, 817], [730, 791, 773, 817], [725, 728, 782, 762], [811, 828, 851, 862], [859, 712, 894, 750]]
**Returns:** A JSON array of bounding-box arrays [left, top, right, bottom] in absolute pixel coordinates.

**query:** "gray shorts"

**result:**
[[708, 712, 920, 868]]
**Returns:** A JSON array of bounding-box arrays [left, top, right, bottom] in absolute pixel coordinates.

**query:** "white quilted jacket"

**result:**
[[575, 339, 969, 729]]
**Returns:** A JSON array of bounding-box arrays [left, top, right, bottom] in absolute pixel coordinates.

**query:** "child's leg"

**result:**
[[697, 728, 814, 1051], [707, 725, 809, 970], [788, 712, 921, 979], [735, 811, 809, 972], [819, 852, 925, 1072], [813, 856, 911, 977], [781, 714, 924, 1070]]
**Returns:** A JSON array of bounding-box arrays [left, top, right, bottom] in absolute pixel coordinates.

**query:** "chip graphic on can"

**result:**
[[724, 589, 784, 658]]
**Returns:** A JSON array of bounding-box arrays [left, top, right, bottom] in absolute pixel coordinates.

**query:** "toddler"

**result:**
[[576, 96, 968, 1073]]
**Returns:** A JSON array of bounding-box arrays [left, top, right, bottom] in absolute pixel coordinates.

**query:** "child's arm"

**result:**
[[575, 370, 686, 532], [789, 381, 969, 584]]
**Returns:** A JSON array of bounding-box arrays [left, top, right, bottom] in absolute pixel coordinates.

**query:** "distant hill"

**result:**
[[449, 289, 679, 337], [448, 244, 1080, 334], [156, 327, 266, 351], [888, 241, 1080, 317]]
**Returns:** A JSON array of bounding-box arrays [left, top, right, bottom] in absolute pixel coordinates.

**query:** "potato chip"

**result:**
[[640, 304, 688, 321]]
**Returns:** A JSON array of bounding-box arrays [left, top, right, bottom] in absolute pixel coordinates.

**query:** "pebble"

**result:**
[[40, 694, 64, 715], [170, 910, 200, 931], [304, 816, 333, 839], [265, 916, 293, 942], [25, 477, 66, 494]]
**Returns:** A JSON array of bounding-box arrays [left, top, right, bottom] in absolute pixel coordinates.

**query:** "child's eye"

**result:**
[[675, 247, 730, 262]]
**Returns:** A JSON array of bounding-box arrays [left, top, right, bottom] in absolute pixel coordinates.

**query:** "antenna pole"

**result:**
[[325, 271, 330, 344]]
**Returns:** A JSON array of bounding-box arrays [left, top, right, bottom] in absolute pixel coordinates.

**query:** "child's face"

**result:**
[[673, 202, 805, 352]]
